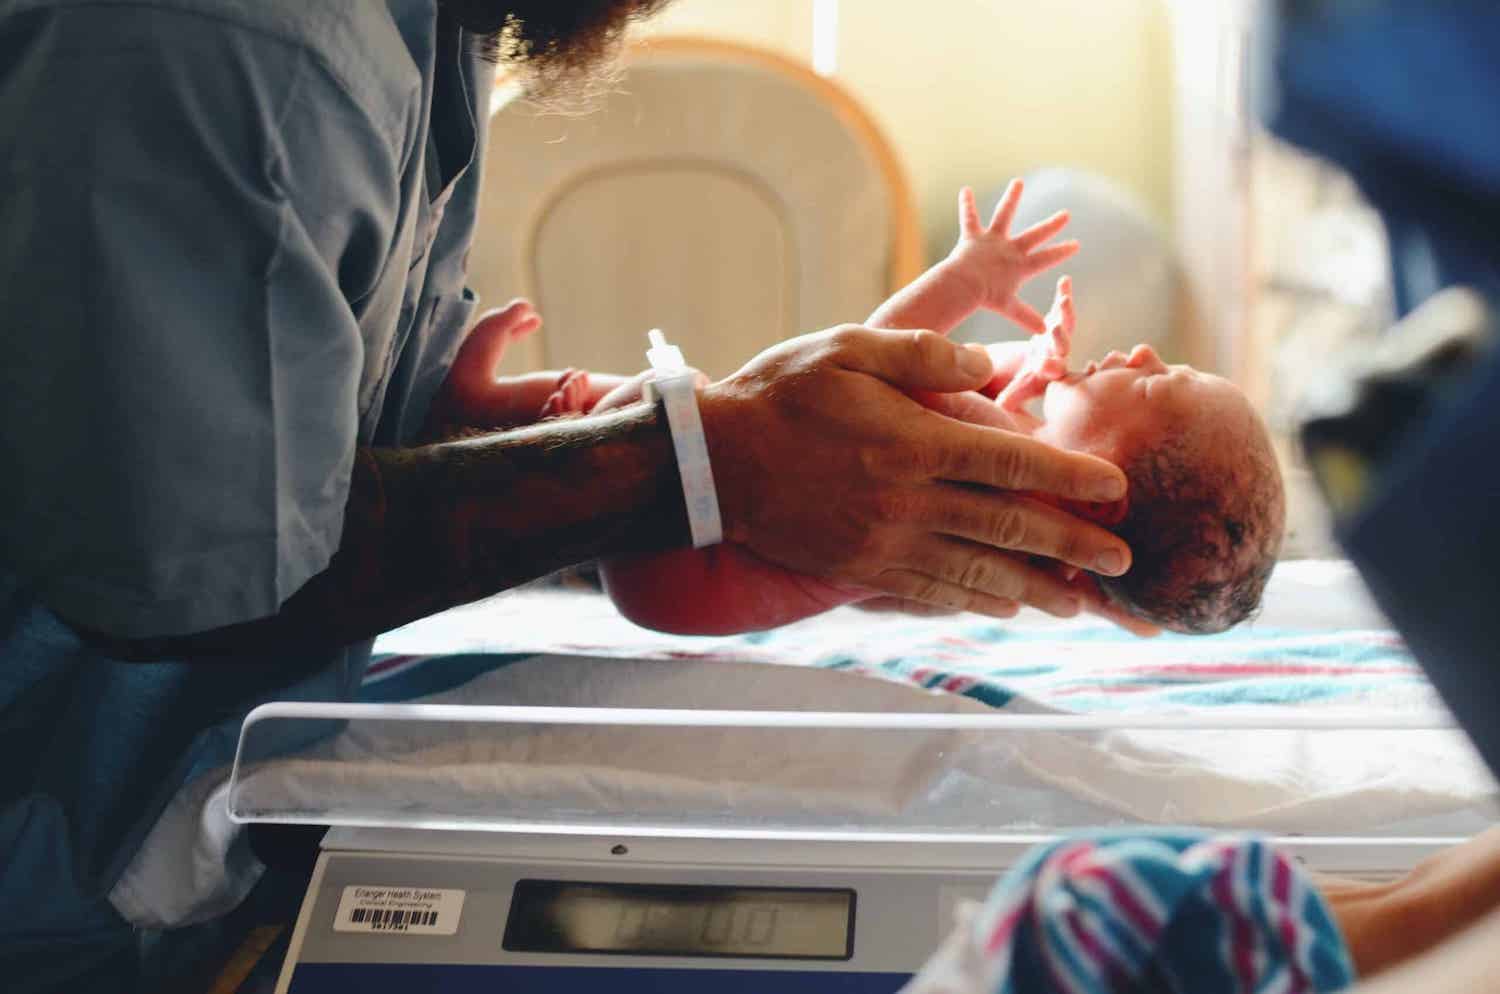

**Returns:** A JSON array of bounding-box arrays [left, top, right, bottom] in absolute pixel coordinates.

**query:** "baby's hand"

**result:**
[[996, 276, 1076, 416], [1032, 273, 1076, 370], [947, 180, 1079, 334]]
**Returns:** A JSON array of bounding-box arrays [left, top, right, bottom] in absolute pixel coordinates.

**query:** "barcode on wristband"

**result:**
[[334, 886, 464, 936]]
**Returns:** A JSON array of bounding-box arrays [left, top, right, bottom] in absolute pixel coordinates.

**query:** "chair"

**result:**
[[469, 37, 922, 379]]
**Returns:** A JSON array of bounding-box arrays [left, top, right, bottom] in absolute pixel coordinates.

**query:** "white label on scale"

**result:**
[[333, 886, 465, 936]]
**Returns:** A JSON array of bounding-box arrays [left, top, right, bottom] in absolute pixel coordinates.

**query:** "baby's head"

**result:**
[[1035, 345, 1285, 634]]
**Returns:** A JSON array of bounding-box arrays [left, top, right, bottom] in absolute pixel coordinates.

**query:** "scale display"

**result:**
[[502, 880, 856, 960]]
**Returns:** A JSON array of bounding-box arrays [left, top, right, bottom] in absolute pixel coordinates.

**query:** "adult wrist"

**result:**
[[644, 331, 724, 549], [694, 382, 751, 545]]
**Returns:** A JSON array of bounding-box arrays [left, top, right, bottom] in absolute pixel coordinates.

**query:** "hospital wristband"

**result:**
[[644, 330, 724, 549]]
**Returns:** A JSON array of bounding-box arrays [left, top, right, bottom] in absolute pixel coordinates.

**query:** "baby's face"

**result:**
[[1033, 345, 1255, 464]]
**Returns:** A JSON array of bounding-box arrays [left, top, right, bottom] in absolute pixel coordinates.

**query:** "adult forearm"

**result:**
[[1322, 827, 1500, 978], [106, 403, 687, 660], [865, 256, 982, 334]]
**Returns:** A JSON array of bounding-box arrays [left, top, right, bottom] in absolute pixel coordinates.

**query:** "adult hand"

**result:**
[[855, 392, 1158, 634], [697, 326, 1132, 618], [851, 596, 998, 619]]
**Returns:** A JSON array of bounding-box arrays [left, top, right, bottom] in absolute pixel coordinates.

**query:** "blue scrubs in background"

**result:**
[[0, 1, 492, 989], [1263, 1, 1500, 776]]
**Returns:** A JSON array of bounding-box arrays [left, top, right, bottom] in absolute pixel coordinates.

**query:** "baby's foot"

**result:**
[[540, 368, 592, 419], [426, 299, 545, 437], [487, 298, 543, 350]]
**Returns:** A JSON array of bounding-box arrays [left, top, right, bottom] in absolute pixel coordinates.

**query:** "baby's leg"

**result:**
[[428, 299, 550, 434]]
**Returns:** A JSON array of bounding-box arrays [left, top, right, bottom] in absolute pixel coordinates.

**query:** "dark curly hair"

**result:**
[[442, 1, 672, 99], [1099, 430, 1285, 634]]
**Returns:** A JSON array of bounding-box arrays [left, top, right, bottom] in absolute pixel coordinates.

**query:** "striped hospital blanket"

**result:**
[[368, 562, 1434, 717], [901, 831, 1355, 994]]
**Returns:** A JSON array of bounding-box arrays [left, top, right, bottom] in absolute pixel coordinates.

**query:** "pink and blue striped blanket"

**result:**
[[365, 561, 1437, 717]]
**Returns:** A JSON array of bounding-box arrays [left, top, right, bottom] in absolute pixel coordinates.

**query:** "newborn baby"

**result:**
[[603, 272, 1284, 636], [461, 180, 1283, 636]]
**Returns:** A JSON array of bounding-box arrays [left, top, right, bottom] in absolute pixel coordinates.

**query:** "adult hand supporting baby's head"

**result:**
[[697, 324, 1133, 620], [916, 386, 1153, 633]]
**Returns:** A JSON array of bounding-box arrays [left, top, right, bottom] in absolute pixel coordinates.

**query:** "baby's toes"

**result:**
[[540, 368, 592, 419], [558, 369, 591, 410], [510, 313, 542, 341]]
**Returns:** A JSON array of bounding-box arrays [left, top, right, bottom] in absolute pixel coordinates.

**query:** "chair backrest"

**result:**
[[469, 37, 922, 379]]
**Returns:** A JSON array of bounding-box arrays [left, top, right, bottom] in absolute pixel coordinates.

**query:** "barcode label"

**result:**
[[349, 907, 439, 929], [334, 886, 464, 936]]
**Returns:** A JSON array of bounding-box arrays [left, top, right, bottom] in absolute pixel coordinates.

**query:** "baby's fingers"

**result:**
[[1024, 241, 1080, 275], [958, 186, 984, 238], [1003, 297, 1047, 335], [1038, 356, 1069, 380], [1014, 210, 1071, 252], [989, 178, 1024, 235], [1045, 276, 1075, 335]]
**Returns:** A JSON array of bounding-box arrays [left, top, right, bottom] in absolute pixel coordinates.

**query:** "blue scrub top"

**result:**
[[0, 0, 492, 986]]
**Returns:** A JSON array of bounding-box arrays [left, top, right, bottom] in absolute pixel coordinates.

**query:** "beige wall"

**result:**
[[641, 0, 1174, 259]]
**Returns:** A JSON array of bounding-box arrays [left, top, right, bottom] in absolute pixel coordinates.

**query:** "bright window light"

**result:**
[[813, 0, 839, 76]]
